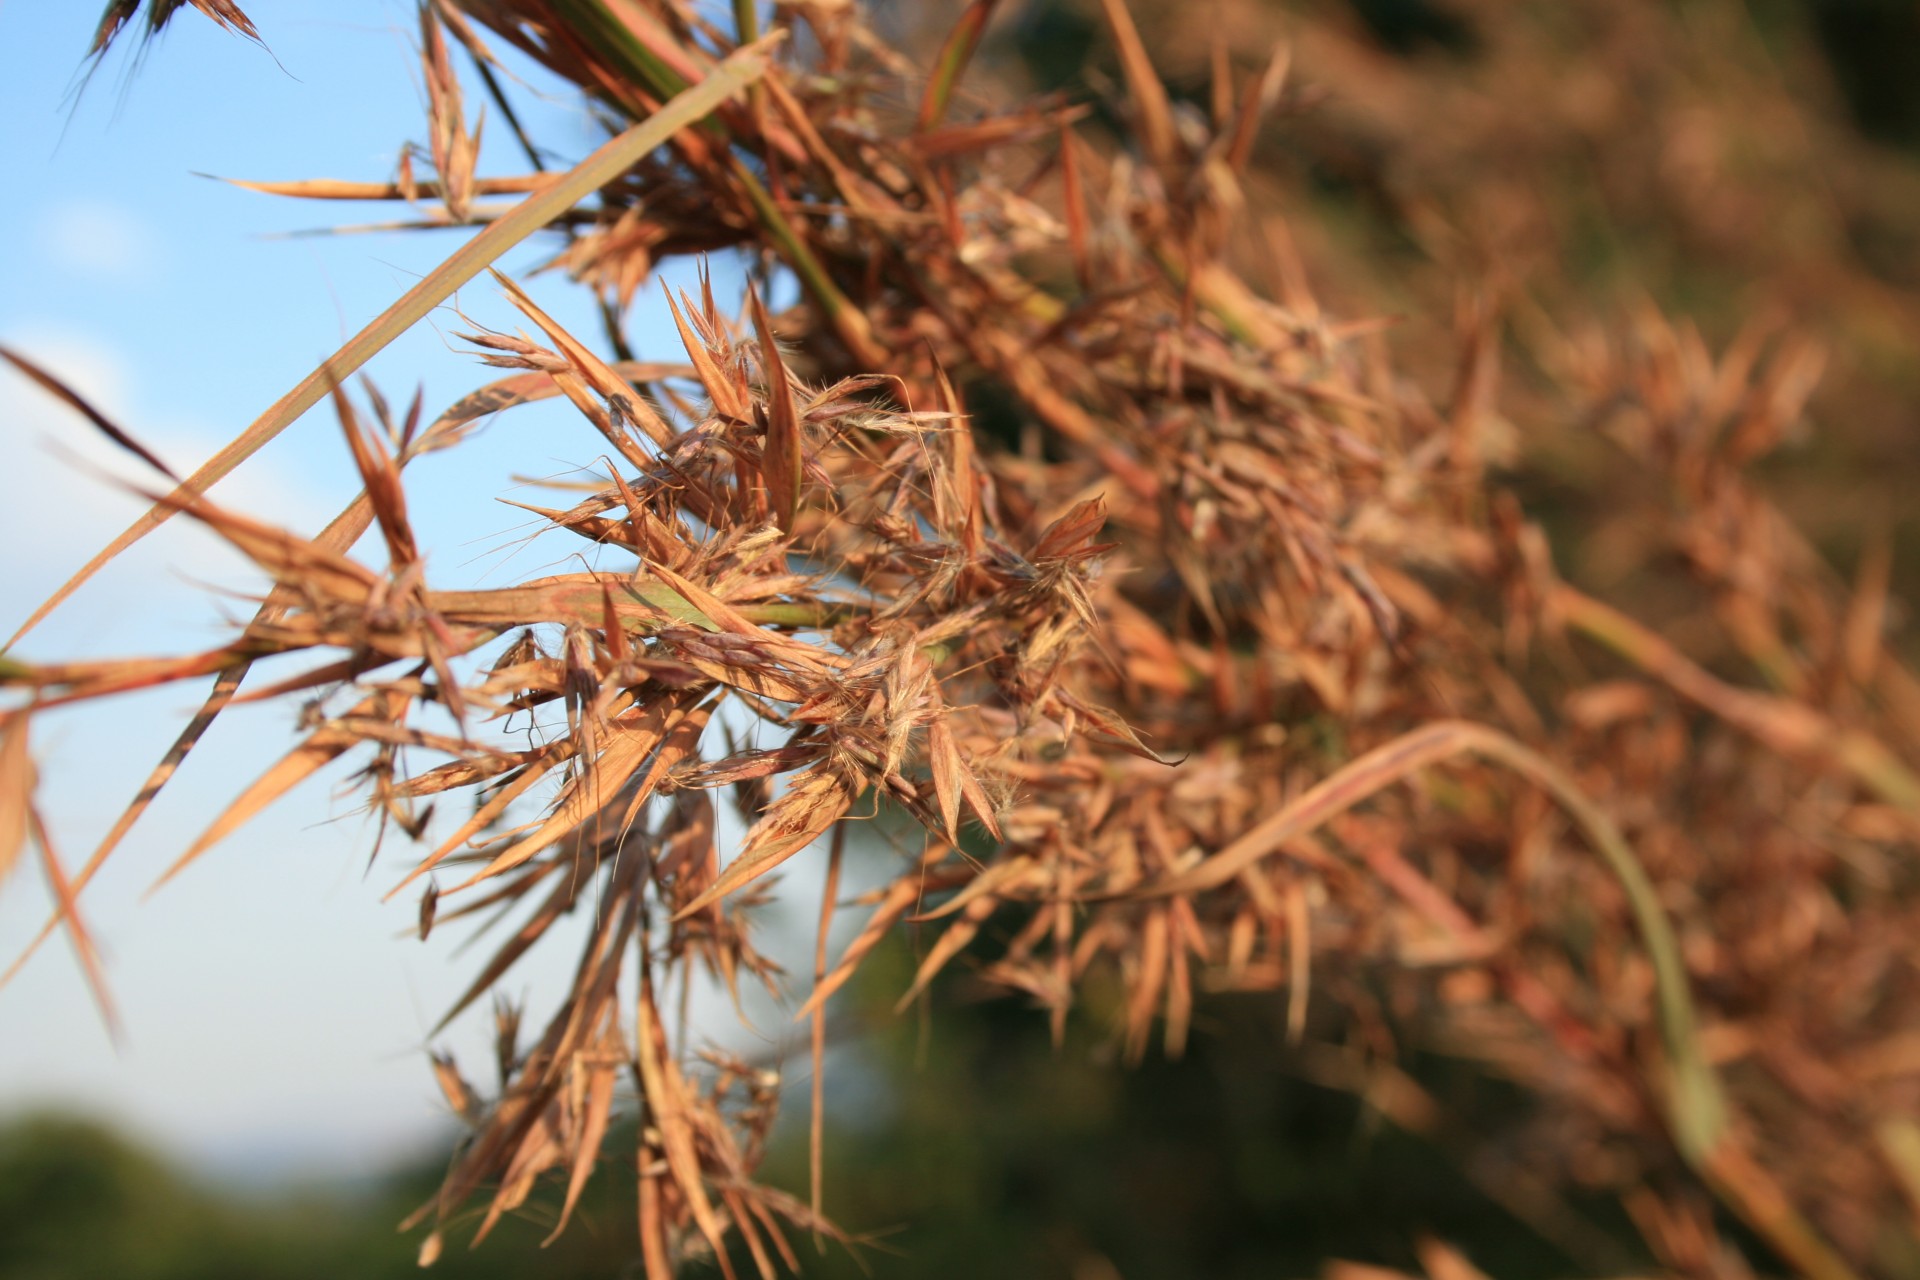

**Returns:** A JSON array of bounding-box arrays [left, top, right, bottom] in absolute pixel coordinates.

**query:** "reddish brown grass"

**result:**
[[8, 3, 1920, 1275]]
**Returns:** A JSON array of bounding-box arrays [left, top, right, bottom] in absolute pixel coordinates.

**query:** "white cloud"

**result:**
[[37, 199, 162, 284]]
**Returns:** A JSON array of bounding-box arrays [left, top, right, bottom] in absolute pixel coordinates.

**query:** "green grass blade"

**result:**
[[549, 0, 689, 101], [917, 0, 1000, 131]]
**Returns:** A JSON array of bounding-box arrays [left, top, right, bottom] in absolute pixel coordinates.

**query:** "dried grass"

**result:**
[[7, 1, 1920, 1275]]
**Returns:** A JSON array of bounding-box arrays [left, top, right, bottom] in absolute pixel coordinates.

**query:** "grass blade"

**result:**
[[0, 345, 179, 481], [8, 31, 785, 649], [0, 715, 32, 893], [1095, 0, 1176, 168], [1553, 584, 1920, 811], [917, 0, 1001, 131], [746, 280, 801, 531], [674, 773, 851, 918], [146, 690, 393, 895], [1130, 719, 1727, 1164], [30, 807, 119, 1040]]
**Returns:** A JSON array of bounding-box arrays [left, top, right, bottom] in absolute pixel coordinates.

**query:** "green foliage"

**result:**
[[0, 1113, 646, 1280]]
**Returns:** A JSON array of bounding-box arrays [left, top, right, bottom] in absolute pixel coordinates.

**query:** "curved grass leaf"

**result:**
[[1129, 719, 1728, 1166]]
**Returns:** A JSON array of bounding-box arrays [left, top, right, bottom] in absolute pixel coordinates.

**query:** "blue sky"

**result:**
[[0, 2, 829, 1181]]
